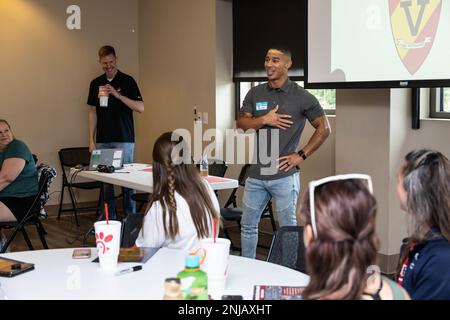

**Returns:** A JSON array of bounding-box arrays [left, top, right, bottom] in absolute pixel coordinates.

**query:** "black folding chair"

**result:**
[[220, 164, 277, 251], [207, 159, 228, 178], [131, 193, 152, 213], [195, 158, 227, 175], [121, 213, 145, 248], [0, 165, 56, 253], [206, 159, 228, 198], [57, 147, 103, 226], [32, 154, 38, 166], [267, 226, 306, 273]]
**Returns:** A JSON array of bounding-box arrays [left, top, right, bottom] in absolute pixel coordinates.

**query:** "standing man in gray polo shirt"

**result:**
[[237, 47, 331, 258]]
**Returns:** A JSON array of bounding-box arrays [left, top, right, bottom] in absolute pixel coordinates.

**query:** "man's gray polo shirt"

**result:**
[[241, 79, 325, 180]]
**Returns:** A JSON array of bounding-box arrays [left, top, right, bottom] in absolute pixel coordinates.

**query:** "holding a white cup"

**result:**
[[94, 220, 122, 273], [197, 238, 231, 299], [98, 86, 109, 107]]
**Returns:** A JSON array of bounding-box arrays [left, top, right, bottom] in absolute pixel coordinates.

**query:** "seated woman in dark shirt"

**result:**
[[0, 119, 38, 223], [396, 149, 450, 300]]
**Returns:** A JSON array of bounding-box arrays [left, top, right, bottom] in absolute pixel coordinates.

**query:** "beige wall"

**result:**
[[298, 116, 336, 206], [136, 0, 217, 164], [0, 0, 139, 205], [215, 0, 234, 164], [214, 0, 237, 204], [336, 89, 392, 255]]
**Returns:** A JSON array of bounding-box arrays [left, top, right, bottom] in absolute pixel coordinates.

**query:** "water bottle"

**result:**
[[200, 155, 209, 177], [163, 277, 183, 300], [177, 255, 208, 300]]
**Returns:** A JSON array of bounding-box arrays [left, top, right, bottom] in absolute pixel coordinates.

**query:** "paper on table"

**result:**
[[204, 176, 233, 183], [112, 160, 122, 168], [124, 164, 151, 171]]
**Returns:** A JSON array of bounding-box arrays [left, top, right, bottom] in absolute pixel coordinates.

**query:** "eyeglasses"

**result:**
[[308, 173, 373, 238]]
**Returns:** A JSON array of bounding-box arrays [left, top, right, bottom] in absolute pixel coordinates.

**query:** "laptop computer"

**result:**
[[88, 148, 124, 171]]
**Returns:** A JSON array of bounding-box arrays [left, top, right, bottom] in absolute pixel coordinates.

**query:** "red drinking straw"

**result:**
[[104, 203, 109, 225], [213, 217, 217, 243]]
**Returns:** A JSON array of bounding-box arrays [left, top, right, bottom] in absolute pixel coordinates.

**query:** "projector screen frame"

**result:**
[[304, 78, 450, 89], [304, 0, 450, 89]]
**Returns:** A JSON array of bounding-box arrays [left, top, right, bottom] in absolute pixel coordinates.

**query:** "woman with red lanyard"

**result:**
[[396, 149, 450, 300]]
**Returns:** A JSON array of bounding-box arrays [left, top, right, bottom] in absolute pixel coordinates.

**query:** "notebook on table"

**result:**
[[0, 257, 35, 277], [253, 285, 305, 300], [92, 247, 159, 264]]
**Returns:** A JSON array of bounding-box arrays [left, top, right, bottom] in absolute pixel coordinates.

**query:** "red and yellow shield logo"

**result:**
[[390, 0, 442, 75]]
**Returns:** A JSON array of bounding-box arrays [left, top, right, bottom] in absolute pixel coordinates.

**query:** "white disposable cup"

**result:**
[[198, 238, 230, 299], [99, 95, 109, 107], [208, 276, 226, 299], [94, 220, 121, 273]]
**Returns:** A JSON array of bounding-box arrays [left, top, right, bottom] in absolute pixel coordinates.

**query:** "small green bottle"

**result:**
[[177, 255, 208, 300]]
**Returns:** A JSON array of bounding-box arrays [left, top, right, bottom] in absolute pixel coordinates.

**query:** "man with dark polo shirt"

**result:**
[[87, 45, 144, 219], [237, 47, 330, 258]]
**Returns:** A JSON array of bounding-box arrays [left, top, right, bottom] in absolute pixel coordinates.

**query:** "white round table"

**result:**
[[0, 248, 309, 300]]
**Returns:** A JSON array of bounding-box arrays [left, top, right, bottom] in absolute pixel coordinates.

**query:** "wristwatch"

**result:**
[[298, 149, 307, 160]]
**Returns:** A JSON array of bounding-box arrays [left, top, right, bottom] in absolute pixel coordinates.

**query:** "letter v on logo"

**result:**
[[389, 0, 441, 75]]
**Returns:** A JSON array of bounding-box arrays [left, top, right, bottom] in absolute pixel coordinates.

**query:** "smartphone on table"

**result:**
[[221, 295, 243, 300], [72, 248, 91, 259]]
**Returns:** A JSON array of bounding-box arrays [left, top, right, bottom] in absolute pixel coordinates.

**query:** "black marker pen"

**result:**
[[115, 265, 142, 276]]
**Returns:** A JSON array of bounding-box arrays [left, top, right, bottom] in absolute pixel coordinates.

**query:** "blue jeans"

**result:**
[[96, 142, 136, 219], [241, 173, 300, 258]]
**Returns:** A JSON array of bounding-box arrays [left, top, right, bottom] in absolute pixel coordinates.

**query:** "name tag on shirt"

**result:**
[[256, 102, 268, 111]]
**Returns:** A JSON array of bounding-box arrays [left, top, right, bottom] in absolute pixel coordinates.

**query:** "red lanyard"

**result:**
[[397, 242, 415, 286]]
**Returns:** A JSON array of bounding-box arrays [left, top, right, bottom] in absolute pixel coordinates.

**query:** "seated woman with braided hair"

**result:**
[[135, 132, 220, 251], [299, 174, 409, 300]]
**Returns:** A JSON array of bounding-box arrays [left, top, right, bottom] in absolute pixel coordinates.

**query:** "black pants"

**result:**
[[0, 196, 36, 221]]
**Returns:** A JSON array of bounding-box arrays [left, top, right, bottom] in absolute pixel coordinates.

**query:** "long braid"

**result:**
[[148, 132, 221, 243], [165, 163, 179, 239]]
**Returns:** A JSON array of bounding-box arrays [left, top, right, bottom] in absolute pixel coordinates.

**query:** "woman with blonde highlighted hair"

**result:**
[[396, 149, 450, 299]]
